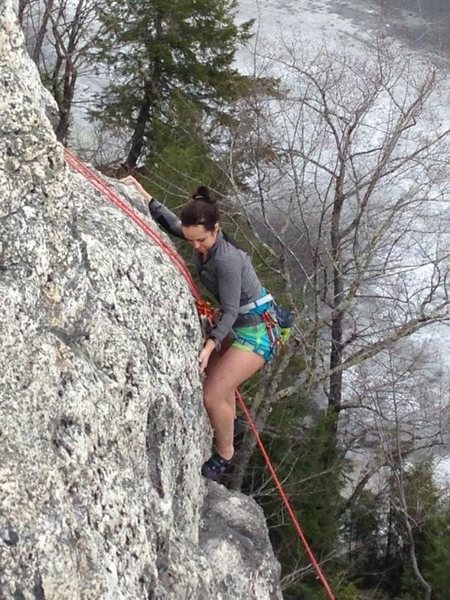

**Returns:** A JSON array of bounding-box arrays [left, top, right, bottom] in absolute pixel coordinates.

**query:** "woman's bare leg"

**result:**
[[203, 347, 265, 460], [204, 337, 235, 418]]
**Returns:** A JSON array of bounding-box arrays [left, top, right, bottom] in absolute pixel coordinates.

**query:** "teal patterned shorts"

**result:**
[[232, 319, 280, 362]]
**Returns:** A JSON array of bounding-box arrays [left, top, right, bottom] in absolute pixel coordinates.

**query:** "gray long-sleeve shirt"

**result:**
[[149, 200, 263, 346]]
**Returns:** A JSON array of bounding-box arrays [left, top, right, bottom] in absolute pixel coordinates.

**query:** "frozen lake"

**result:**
[[237, 0, 450, 59]]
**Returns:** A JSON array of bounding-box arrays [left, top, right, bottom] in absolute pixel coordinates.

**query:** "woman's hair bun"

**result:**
[[192, 185, 214, 203], [182, 185, 219, 230]]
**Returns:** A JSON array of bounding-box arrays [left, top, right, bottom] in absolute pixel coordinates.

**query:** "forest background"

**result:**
[[16, 0, 450, 598]]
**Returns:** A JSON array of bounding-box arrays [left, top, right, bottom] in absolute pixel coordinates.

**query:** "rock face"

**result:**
[[0, 3, 282, 599]]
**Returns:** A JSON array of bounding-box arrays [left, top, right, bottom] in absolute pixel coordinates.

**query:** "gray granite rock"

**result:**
[[0, 3, 282, 598], [200, 485, 283, 600]]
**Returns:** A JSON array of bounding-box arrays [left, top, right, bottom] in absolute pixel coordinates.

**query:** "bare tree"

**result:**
[[216, 39, 450, 594], [366, 344, 446, 599], [225, 39, 450, 458], [18, 0, 102, 142]]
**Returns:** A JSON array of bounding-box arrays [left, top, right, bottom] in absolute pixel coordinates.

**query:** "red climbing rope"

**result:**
[[63, 147, 336, 600], [64, 149, 199, 301], [236, 394, 336, 600]]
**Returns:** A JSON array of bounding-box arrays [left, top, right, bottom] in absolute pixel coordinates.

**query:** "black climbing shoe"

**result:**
[[201, 452, 233, 482]]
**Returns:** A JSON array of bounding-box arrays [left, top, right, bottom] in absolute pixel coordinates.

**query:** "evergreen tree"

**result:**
[[343, 461, 450, 599], [92, 0, 253, 167], [398, 462, 450, 600], [244, 408, 343, 600], [141, 92, 227, 202]]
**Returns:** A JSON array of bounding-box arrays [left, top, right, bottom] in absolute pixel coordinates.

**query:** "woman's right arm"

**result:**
[[122, 176, 185, 239], [148, 200, 185, 239]]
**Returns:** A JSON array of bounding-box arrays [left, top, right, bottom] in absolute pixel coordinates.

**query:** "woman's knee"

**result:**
[[203, 388, 213, 412], [203, 381, 231, 411], [202, 380, 215, 409]]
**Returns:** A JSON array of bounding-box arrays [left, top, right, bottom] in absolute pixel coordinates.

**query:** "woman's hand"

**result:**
[[121, 175, 153, 203], [199, 338, 216, 373]]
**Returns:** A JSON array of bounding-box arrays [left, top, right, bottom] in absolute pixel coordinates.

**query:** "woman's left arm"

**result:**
[[122, 176, 153, 202], [199, 259, 241, 372], [122, 176, 185, 239], [207, 257, 242, 351], [198, 338, 217, 373]]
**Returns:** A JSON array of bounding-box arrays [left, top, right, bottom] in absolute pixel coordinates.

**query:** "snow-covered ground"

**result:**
[[236, 0, 450, 66], [236, 0, 366, 46]]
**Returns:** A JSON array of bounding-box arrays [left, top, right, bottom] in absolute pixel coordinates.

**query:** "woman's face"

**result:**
[[182, 223, 219, 254]]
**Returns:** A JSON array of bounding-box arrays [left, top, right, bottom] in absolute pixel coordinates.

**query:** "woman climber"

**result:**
[[123, 177, 280, 482]]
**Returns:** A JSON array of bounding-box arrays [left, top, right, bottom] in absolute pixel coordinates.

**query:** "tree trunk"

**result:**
[[51, 0, 85, 142], [18, 0, 31, 25], [125, 12, 162, 169], [32, 0, 54, 67], [329, 313, 343, 419], [55, 68, 77, 142], [327, 181, 345, 433], [404, 518, 432, 600], [54, 11, 80, 142], [125, 82, 154, 168]]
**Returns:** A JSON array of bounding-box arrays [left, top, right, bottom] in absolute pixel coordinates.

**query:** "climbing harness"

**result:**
[[238, 293, 274, 313], [261, 308, 279, 350], [273, 304, 295, 350], [239, 291, 295, 353], [195, 299, 216, 337], [64, 147, 336, 600]]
